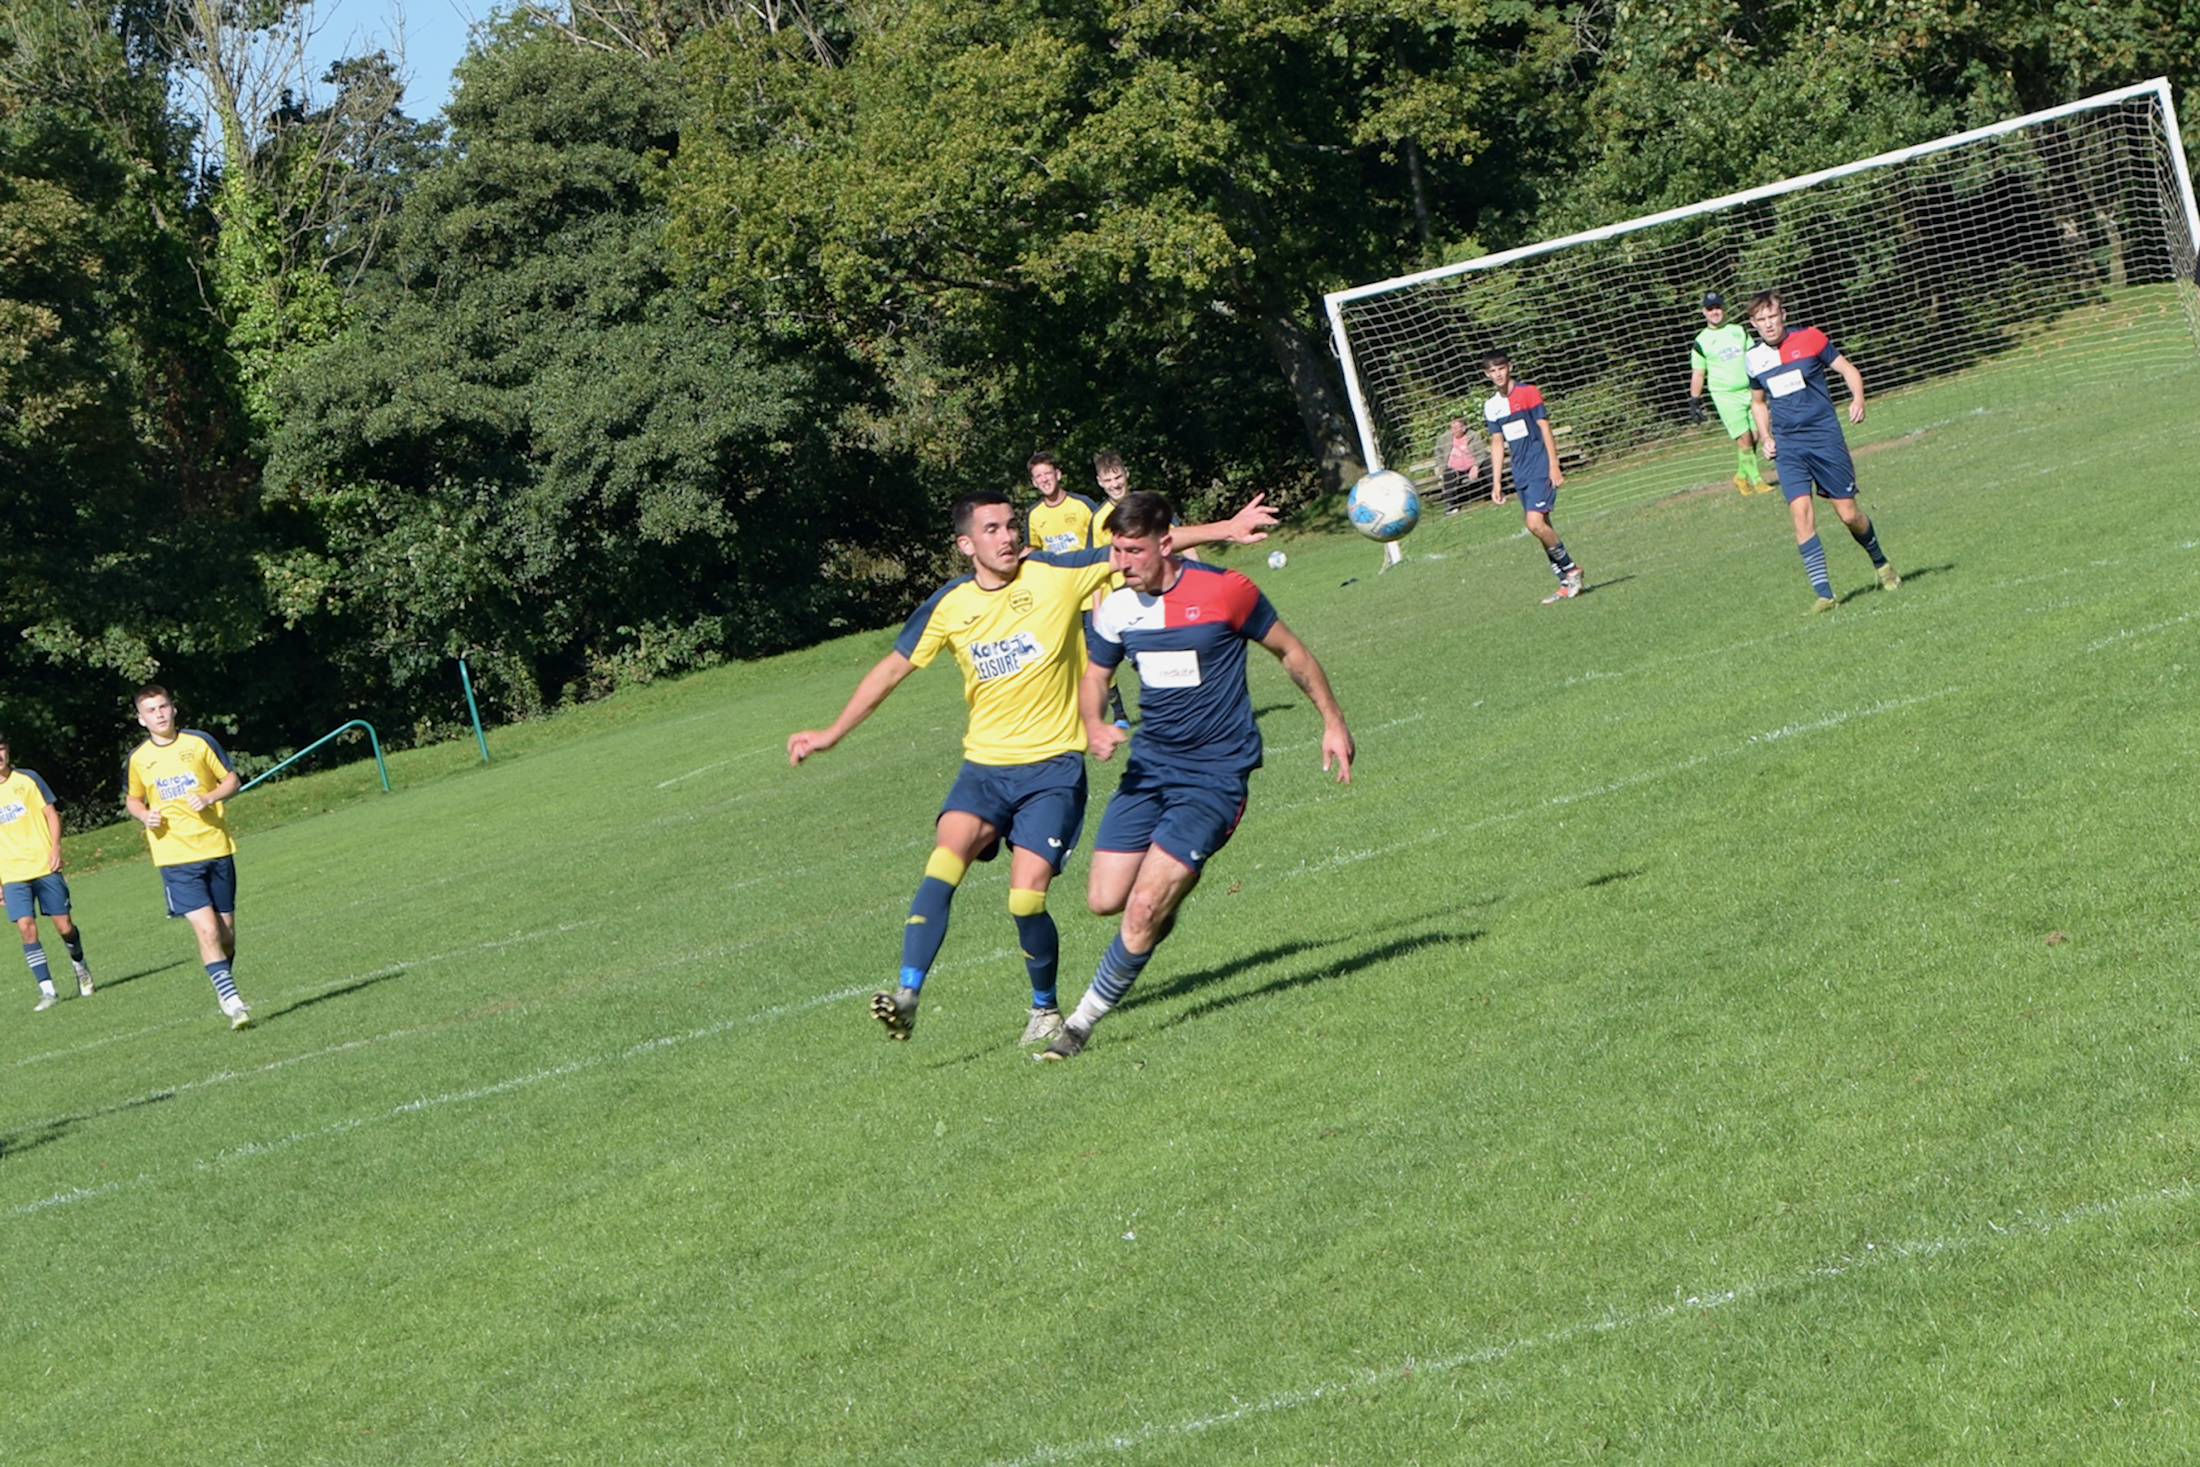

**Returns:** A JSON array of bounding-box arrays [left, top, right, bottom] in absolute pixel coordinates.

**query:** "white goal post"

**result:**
[[1325, 78, 2200, 489]]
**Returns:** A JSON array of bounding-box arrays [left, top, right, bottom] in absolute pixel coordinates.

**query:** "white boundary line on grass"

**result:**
[[992, 1177, 2200, 1466], [7, 983, 871, 1216]]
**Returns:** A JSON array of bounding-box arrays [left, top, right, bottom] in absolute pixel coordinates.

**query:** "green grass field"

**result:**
[[7, 309, 2200, 1463]]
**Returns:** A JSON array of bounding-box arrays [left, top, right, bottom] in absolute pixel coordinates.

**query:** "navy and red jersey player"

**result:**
[[1481, 351, 1584, 602], [1743, 291, 1899, 609], [1039, 491, 1354, 1061]]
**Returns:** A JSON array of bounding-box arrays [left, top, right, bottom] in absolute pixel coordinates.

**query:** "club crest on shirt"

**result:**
[[1183, 604, 1204, 622], [970, 631, 1045, 681], [1009, 588, 1036, 615]]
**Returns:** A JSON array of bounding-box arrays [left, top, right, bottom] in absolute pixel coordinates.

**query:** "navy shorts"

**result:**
[[1094, 762, 1248, 873], [1775, 437, 1857, 502], [940, 753, 1088, 872], [3, 874, 70, 921], [1511, 472, 1556, 515], [161, 855, 237, 918]]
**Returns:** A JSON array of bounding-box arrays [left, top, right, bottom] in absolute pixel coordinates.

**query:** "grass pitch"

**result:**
[[6, 306, 2200, 1463]]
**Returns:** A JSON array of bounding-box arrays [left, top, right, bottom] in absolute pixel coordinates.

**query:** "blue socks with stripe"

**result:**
[[24, 942, 53, 997], [1848, 517, 1887, 567], [1068, 935, 1155, 1034], [1799, 535, 1832, 599], [205, 960, 239, 1004]]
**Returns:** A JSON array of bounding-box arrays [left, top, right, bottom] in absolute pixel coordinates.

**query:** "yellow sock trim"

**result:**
[[1007, 887, 1047, 917], [924, 848, 969, 885]]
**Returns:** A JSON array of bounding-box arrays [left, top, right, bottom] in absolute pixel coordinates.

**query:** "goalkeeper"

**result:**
[[1687, 292, 1772, 495]]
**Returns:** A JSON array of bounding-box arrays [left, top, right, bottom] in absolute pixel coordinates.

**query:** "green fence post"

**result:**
[[460, 659, 491, 763]]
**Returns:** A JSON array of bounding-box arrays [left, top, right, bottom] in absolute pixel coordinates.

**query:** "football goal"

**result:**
[[1325, 78, 2200, 501]]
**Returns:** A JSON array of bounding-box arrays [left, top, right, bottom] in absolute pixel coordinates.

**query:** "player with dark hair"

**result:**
[[1743, 292, 1899, 610], [1041, 491, 1353, 1061], [789, 489, 1275, 1047], [1482, 350, 1584, 602], [1689, 292, 1772, 495], [124, 685, 251, 1028], [0, 732, 94, 1010], [1026, 450, 1101, 555]]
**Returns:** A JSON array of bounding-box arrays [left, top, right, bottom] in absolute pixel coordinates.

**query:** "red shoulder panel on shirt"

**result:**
[[1166, 563, 1263, 630], [1783, 327, 1830, 362], [1512, 384, 1545, 411]]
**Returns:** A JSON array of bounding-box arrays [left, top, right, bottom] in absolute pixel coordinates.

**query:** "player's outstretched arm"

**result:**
[[1170, 495, 1278, 550], [789, 651, 917, 765], [1079, 660, 1126, 762], [1257, 622, 1353, 784], [1831, 354, 1866, 424]]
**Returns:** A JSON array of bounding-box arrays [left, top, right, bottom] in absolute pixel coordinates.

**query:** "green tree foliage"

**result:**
[[0, 0, 266, 812], [265, 22, 928, 718], [670, 0, 1590, 500]]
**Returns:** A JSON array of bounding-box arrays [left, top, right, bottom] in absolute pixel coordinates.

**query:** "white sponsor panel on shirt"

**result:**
[[1767, 369, 1805, 398], [0, 801, 23, 826], [155, 773, 200, 801], [1043, 532, 1081, 553], [1136, 648, 1202, 688], [970, 631, 1046, 681], [1502, 419, 1529, 441]]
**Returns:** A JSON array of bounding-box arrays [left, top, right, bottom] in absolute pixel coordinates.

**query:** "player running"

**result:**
[[1743, 292, 1900, 611], [1025, 451, 1102, 554], [1483, 350, 1585, 602], [1041, 491, 1353, 1061], [124, 686, 253, 1028], [1688, 291, 1773, 495], [0, 733, 94, 1011], [788, 489, 1274, 1047]]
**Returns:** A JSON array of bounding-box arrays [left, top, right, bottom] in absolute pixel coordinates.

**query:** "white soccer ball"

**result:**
[[1347, 469, 1421, 543], [1267, 550, 1288, 569]]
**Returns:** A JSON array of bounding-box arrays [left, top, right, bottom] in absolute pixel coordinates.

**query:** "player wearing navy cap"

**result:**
[[1689, 292, 1772, 495], [1744, 292, 1899, 610], [1483, 351, 1584, 602], [1041, 491, 1353, 1061]]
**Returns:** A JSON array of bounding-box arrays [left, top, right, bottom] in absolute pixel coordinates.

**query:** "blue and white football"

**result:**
[[1347, 469, 1421, 543]]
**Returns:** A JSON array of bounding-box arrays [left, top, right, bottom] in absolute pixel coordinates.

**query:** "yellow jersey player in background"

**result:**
[[0, 731, 95, 1011], [124, 685, 252, 1028], [1025, 451, 1101, 554], [789, 487, 1274, 1046]]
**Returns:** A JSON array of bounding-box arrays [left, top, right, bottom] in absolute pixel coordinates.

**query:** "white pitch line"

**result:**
[[655, 745, 779, 789], [992, 1177, 2200, 1466], [5, 984, 872, 1216]]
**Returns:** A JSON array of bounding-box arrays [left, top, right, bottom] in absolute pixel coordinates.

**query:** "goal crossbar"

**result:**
[[1327, 77, 2200, 474]]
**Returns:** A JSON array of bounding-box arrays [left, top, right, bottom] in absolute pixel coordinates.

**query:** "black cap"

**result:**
[[1702, 291, 1725, 309]]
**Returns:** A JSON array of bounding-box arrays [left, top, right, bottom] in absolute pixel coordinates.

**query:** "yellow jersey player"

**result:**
[[1025, 451, 1102, 554], [124, 685, 252, 1028], [0, 732, 94, 1011], [788, 487, 1274, 1046]]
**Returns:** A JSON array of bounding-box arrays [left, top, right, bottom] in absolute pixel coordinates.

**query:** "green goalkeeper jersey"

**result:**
[[1691, 323, 1753, 396]]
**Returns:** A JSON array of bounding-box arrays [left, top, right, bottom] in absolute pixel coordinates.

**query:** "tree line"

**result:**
[[3, 0, 2192, 814]]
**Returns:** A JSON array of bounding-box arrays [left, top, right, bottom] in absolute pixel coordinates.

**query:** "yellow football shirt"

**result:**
[[894, 549, 1118, 765], [125, 730, 238, 866], [1090, 498, 1119, 547], [0, 768, 61, 883], [1027, 493, 1100, 555]]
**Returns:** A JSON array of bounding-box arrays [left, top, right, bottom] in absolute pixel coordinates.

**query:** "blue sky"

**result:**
[[306, 0, 483, 118]]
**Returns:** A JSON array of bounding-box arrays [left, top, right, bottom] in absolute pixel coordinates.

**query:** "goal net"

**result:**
[[1326, 78, 2200, 506]]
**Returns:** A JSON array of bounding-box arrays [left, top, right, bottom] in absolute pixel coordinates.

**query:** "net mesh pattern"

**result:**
[[1331, 93, 2200, 503]]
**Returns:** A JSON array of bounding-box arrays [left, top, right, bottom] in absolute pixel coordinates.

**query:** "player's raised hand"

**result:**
[[787, 729, 838, 766], [1220, 495, 1278, 544], [1086, 719, 1127, 762], [1322, 725, 1355, 784]]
